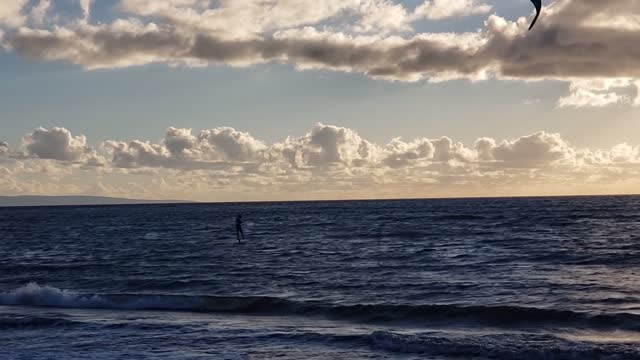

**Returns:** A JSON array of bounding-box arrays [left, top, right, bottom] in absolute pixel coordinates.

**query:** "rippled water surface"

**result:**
[[1, 197, 639, 359]]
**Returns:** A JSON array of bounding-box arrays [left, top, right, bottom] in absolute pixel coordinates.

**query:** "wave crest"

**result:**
[[2, 283, 640, 331], [1, 283, 108, 308]]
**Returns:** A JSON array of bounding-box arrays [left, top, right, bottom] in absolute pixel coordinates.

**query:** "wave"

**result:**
[[2, 283, 640, 331], [432, 214, 487, 221], [257, 331, 640, 359], [0, 315, 78, 329], [368, 331, 640, 359], [0, 283, 200, 311]]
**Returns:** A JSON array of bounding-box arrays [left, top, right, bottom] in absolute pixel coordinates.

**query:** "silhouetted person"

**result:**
[[235, 214, 245, 243], [529, 0, 541, 30]]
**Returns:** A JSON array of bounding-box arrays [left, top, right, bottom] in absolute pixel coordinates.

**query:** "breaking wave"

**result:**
[[2, 283, 640, 331]]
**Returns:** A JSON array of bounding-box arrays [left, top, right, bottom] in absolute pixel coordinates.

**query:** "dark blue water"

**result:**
[[1, 197, 640, 359]]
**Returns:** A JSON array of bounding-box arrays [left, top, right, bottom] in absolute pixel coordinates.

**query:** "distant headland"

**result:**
[[0, 196, 193, 207]]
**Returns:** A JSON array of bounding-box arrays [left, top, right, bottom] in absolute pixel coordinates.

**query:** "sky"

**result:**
[[1, 0, 640, 201]]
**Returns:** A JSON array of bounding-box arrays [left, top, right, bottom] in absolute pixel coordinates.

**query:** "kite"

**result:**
[[529, 0, 542, 30]]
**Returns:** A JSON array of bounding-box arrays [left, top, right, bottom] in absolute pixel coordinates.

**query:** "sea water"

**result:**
[[1, 197, 639, 359]]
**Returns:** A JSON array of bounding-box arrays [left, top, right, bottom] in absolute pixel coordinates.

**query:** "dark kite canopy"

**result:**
[[529, 0, 542, 30]]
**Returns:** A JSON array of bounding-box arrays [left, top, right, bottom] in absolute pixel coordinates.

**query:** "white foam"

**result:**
[[0, 283, 109, 308], [0, 283, 201, 311]]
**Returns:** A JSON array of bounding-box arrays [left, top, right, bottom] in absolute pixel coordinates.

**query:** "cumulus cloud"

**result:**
[[606, 143, 640, 164], [276, 123, 378, 168], [20, 124, 639, 174], [383, 137, 434, 168], [22, 127, 92, 162], [197, 127, 266, 161], [478, 132, 575, 167], [103, 126, 265, 170], [5, 124, 640, 199], [55, 123, 640, 177]]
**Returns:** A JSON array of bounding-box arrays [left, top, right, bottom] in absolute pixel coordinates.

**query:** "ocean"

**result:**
[[1, 196, 639, 359]]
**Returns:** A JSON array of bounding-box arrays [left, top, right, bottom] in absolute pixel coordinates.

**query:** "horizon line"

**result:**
[[2, 192, 639, 208]]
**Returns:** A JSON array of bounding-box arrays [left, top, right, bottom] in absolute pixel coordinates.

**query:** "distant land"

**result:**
[[0, 196, 193, 207]]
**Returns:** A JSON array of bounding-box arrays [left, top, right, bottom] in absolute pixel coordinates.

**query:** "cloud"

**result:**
[[0, 165, 17, 192], [275, 123, 378, 168], [558, 79, 634, 108], [383, 137, 434, 168], [431, 137, 475, 163], [18, 124, 638, 174], [22, 127, 92, 162], [3, 12, 489, 79], [476, 132, 574, 167], [4, 0, 640, 100], [0, 141, 11, 163], [35, 124, 640, 176], [355, 0, 411, 33], [0, 0, 28, 28], [79, 0, 92, 23], [5, 124, 640, 199], [0, 166, 10, 176], [30, 0, 51, 26], [0, 0, 637, 94], [114, 0, 428, 42], [522, 98, 541, 105], [197, 127, 266, 161], [103, 126, 265, 170]]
